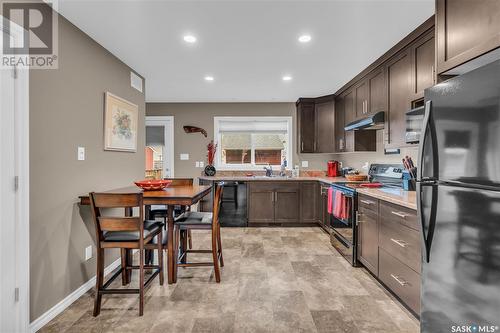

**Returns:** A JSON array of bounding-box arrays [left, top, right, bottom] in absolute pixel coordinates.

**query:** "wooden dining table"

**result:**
[[79, 184, 212, 284]]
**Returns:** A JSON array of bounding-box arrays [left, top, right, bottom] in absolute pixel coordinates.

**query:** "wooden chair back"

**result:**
[[89, 192, 144, 243], [212, 182, 224, 231], [164, 178, 194, 186]]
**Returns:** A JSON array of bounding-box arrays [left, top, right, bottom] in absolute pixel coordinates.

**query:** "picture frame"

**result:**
[[103, 92, 138, 152]]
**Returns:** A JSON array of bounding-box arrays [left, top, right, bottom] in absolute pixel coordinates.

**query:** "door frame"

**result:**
[[145, 116, 175, 177], [0, 17, 30, 333]]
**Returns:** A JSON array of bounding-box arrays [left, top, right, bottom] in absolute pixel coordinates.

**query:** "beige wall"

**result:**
[[146, 102, 336, 179], [29, 16, 145, 320], [146, 103, 418, 178]]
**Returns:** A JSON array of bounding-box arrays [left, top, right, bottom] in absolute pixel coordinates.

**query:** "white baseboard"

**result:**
[[29, 258, 121, 333]]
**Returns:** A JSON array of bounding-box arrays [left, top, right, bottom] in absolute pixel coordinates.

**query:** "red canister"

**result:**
[[327, 160, 340, 177]]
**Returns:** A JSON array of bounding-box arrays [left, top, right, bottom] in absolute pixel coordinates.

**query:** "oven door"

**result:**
[[329, 186, 357, 265]]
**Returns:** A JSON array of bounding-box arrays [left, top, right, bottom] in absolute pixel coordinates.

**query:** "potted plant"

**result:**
[[204, 140, 217, 176]]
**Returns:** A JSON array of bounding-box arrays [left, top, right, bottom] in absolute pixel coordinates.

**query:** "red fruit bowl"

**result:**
[[134, 179, 172, 191]]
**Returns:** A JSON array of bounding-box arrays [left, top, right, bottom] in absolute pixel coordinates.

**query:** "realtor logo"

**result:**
[[1, 0, 58, 68]]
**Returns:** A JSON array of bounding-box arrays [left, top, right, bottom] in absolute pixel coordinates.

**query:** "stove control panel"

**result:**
[[369, 164, 404, 179]]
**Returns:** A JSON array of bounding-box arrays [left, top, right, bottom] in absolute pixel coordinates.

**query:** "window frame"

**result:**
[[214, 116, 293, 171]]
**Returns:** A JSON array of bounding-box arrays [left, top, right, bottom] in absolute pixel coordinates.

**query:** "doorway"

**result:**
[[0, 18, 30, 333], [145, 116, 174, 179]]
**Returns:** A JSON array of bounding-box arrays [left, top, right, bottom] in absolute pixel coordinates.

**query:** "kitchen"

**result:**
[[1, 1, 499, 333]]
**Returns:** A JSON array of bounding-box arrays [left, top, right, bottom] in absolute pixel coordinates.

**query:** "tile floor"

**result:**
[[40, 227, 419, 333]]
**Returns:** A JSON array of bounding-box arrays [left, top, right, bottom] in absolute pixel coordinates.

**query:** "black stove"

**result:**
[[329, 164, 404, 266]]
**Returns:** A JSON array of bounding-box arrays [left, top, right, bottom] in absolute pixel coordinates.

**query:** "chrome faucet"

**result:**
[[264, 164, 273, 177]]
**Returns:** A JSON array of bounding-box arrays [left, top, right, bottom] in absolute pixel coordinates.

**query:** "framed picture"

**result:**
[[104, 92, 138, 152]]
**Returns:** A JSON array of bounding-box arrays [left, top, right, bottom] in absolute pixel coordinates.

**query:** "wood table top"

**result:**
[[79, 185, 212, 206]]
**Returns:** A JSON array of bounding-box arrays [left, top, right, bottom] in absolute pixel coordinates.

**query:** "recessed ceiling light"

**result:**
[[183, 35, 197, 43], [204, 76, 214, 81], [298, 35, 311, 43], [282, 75, 292, 81]]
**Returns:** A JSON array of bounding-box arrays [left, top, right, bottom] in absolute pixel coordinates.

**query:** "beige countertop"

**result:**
[[356, 187, 417, 210], [199, 175, 417, 210]]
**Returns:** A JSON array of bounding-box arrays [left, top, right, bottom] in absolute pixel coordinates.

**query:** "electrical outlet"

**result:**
[[301, 160, 309, 168], [199, 161, 204, 168], [77, 147, 85, 161], [85, 245, 93, 261], [195, 161, 200, 168]]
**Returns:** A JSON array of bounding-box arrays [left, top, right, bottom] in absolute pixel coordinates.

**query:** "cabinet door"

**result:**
[[315, 101, 335, 153], [343, 89, 355, 152], [367, 67, 386, 115], [248, 185, 275, 223], [436, 0, 500, 74], [320, 188, 330, 228], [357, 196, 379, 275], [386, 50, 411, 148], [297, 101, 316, 153], [300, 182, 318, 223], [274, 184, 300, 223], [412, 30, 435, 99], [355, 80, 368, 119], [334, 97, 346, 152]]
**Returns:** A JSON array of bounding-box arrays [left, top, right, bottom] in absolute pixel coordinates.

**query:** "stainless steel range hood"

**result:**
[[344, 111, 385, 131]]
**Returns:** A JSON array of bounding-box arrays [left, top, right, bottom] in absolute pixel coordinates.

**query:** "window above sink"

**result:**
[[214, 116, 292, 170]]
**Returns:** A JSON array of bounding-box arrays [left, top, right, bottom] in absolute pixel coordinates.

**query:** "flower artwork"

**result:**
[[104, 92, 138, 152]]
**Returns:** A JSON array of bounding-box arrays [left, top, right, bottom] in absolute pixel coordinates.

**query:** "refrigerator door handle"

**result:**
[[417, 100, 439, 182], [417, 180, 439, 263]]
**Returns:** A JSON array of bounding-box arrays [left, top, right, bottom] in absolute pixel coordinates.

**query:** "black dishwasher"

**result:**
[[219, 181, 248, 227]]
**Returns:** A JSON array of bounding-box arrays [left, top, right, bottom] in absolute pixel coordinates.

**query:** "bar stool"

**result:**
[[174, 182, 224, 282], [89, 192, 164, 316]]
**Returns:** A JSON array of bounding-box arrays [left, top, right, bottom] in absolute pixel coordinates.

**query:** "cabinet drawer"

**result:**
[[379, 218, 421, 273], [380, 201, 418, 231], [358, 195, 378, 213], [379, 248, 421, 313]]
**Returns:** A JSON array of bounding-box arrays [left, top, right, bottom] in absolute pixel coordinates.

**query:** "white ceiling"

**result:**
[[58, 0, 434, 102]]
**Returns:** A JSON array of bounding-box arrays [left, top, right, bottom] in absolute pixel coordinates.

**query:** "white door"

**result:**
[[0, 19, 29, 333], [145, 116, 174, 178]]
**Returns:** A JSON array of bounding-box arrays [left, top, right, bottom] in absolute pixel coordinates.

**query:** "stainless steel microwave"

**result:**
[[405, 105, 425, 144]]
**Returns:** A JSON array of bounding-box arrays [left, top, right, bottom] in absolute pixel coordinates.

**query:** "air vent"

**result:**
[[130, 71, 143, 93]]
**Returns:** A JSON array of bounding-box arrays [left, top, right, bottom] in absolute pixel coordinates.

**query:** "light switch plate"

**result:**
[[199, 161, 204, 168], [78, 147, 85, 161], [195, 161, 200, 168], [180, 153, 189, 160], [301, 160, 309, 168], [85, 245, 92, 261]]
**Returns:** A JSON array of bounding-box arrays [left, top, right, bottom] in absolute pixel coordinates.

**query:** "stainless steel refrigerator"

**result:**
[[419, 59, 500, 333]]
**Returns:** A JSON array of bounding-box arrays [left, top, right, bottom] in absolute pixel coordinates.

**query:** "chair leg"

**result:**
[[180, 229, 188, 264], [93, 248, 104, 316], [188, 229, 193, 249], [139, 247, 145, 316], [158, 230, 164, 285], [211, 228, 221, 283], [217, 223, 224, 267], [120, 248, 128, 286], [173, 225, 180, 283]]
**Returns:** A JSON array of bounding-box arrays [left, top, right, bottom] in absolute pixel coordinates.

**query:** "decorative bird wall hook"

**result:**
[[183, 125, 208, 138]]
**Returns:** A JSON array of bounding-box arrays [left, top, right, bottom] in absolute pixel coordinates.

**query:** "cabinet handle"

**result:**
[[364, 100, 367, 114], [360, 199, 374, 205], [356, 211, 363, 225], [391, 274, 409, 286], [391, 211, 408, 219], [431, 65, 435, 82], [301, 141, 304, 152], [390, 238, 408, 248], [274, 192, 278, 202]]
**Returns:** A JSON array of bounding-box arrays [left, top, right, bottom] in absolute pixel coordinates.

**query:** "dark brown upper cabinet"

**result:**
[[296, 96, 335, 154], [355, 80, 368, 119], [334, 96, 346, 152], [367, 67, 386, 115], [385, 49, 412, 148], [436, 0, 500, 74], [411, 30, 435, 100], [296, 99, 316, 153]]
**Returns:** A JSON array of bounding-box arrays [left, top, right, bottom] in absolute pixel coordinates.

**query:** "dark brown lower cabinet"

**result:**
[[248, 182, 301, 225], [356, 194, 421, 314], [319, 184, 330, 230], [300, 182, 318, 223], [357, 195, 379, 275]]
